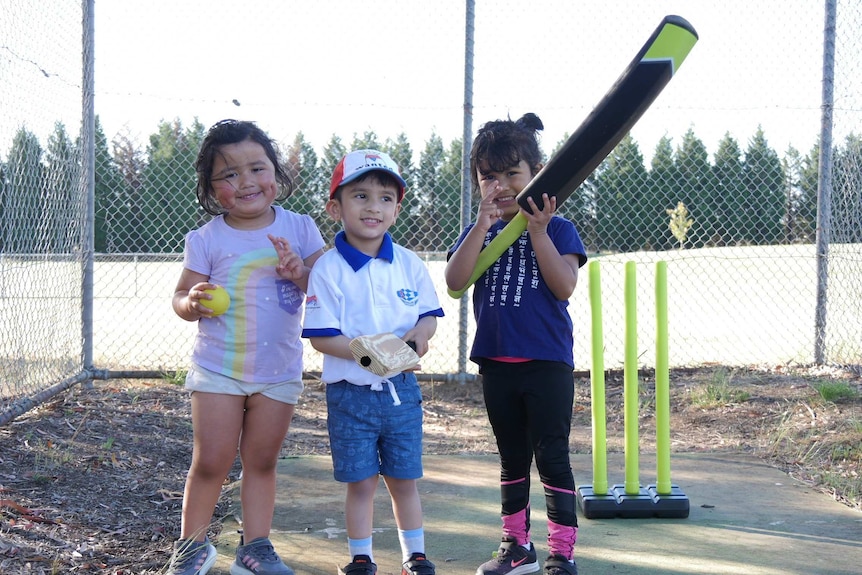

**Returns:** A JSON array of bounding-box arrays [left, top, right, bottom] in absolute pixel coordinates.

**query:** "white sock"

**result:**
[[398, 527, 425, 562], [348, 536, 373, 562]]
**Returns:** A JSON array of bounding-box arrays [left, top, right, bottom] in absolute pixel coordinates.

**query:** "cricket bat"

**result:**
[[448, 15, 698, 299]]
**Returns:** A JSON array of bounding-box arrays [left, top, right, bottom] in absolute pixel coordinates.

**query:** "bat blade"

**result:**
[[448, 15, 698, 299], [518, 15, 698, 213]]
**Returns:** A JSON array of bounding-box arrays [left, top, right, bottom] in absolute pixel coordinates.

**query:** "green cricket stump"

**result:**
[[577, 261, 689, 519]]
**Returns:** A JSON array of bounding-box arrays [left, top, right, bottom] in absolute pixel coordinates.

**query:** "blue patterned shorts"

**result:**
[[326, 372, 424, 483]]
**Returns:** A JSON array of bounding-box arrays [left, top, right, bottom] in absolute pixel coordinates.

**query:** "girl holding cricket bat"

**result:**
[[446, 113, 587, 575]]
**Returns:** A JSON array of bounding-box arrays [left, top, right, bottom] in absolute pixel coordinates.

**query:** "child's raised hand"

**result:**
[[476, 186, 504, 231], [268, 234, 304, 280], [522, 193, 556, 235]]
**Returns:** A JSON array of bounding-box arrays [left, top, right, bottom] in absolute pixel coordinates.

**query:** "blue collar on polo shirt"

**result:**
[[334, 231, 394, 272]]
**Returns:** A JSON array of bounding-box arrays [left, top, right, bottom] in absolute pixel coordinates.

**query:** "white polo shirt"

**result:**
[[302, 232, 444, 387]]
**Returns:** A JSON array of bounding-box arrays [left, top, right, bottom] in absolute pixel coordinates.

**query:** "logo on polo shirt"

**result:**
[[304, 294, 319, 309], [397, 288, 419, 306]]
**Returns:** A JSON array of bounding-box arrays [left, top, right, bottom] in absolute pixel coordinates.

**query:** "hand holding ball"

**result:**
[[200, 286, 230, 316]]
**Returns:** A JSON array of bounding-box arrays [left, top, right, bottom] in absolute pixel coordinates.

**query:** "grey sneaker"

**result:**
[[169, 538, 217, 575], [231, 536, 293, 575], [543, 555, 578, 575], [476, 537, 539, 575]]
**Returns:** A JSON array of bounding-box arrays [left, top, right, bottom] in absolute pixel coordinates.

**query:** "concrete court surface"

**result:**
[[209, 453, 862, 575]]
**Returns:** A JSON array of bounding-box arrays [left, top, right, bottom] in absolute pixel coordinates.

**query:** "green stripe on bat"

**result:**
[[644, 21, 698, 72]]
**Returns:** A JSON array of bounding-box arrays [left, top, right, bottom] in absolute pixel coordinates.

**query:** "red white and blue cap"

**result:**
[[329, 149, 406, 201]]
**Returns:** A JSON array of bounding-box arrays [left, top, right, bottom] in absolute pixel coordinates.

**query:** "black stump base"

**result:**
[[577, 483, 690, 519]]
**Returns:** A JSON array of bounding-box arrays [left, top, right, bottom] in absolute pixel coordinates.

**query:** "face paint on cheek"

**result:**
[[214, 187, 236, 210], [261, 173, 280, 197]]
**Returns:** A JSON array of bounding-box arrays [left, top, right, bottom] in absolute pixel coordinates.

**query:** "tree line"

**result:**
[[1, 117, 859, 256]]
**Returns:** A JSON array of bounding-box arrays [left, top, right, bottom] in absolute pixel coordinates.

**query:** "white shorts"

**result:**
[[184, 364, 304, 405]]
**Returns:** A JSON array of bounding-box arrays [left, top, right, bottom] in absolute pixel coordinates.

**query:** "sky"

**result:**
[[1, 1, 842, 164]]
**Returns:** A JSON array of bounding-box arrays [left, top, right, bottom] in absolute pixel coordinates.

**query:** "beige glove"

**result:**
[[349, 333, 420, 377]]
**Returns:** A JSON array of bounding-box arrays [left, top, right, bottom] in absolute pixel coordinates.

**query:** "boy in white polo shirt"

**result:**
[[301, 150, 444, 575]]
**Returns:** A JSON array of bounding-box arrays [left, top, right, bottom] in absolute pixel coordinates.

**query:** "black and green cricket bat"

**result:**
[[448, 15, 698, 299]]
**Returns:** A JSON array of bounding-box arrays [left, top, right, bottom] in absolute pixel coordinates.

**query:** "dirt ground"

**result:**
[[1, 365, 860, 574]]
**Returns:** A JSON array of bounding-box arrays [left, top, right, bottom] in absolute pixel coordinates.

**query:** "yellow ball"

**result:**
[[201, 286, 230, 316]]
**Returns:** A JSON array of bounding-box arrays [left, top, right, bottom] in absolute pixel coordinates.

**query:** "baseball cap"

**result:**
[[329, 149, 407, 201]]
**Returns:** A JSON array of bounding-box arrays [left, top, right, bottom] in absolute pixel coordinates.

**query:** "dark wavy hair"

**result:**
[[469, 112, 544, 193], [194, 119, 294, 215]]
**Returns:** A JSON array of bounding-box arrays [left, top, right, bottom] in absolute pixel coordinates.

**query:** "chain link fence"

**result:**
[[0, 0, 90, 420], [1, 0, 860, 423]]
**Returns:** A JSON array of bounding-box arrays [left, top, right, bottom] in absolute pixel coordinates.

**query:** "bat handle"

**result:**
[[447, 214, 528, 298]]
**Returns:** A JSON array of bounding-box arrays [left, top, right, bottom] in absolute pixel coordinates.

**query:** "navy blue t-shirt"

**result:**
[[449, 216, 587, 368]]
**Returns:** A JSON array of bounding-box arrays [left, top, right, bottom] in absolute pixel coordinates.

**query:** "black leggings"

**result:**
[[481, 359, 578, 528]]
